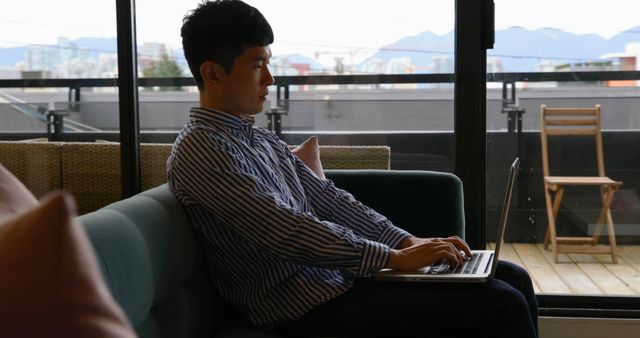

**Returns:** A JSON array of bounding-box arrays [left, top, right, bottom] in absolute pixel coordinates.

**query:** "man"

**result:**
[[167, 1, 538, 337]]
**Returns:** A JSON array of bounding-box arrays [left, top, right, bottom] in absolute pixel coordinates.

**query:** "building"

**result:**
[[602, 42, 640, 87]]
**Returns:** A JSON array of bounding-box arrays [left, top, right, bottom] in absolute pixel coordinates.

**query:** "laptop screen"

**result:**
[[489, 157, 520, 278]]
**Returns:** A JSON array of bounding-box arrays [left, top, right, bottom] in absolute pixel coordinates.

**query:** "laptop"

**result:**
[[372, 157, 520, 283]]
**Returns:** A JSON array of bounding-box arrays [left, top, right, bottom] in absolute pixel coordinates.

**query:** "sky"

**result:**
[[1, 0, 639, 64]]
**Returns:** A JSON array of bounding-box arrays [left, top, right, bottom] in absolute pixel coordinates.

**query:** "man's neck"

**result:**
[[199, 91, 239, 115]]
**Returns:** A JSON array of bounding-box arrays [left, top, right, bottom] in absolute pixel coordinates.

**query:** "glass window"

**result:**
[[0, 1, 120, 138], [136, 0, 455, 171], [487, 0, 640, 297], [0, 1, 121, 214]]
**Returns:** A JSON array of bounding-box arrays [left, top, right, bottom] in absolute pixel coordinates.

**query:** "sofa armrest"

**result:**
[[325, 170, 465, 239]]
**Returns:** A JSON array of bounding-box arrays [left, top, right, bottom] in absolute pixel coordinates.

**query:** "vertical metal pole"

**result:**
[[274, 114, 282, 137], [455, 0, 489, 249], [269, 84, 281, 132], [502, 81, 508, 108], [116, 0, 141, 197], [278, 85, 289, 137], [270, 84, 288, 138]]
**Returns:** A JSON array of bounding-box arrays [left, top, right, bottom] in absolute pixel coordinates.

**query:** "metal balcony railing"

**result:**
[[2, 71, 640, 136]]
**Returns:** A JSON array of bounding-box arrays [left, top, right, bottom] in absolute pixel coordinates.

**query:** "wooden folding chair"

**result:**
[[540, 104, 623, 263]]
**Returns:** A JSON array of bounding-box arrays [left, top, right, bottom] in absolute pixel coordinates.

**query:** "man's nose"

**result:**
[[262, 66, 274, 86]]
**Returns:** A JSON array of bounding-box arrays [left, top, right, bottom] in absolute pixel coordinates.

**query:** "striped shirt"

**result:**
[[166, 107, 411, 327]]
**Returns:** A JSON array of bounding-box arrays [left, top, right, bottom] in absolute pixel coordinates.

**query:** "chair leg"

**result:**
[[603, 188, 618, 264], [593, 186, 618, 263], [607, 208, 618, 264], [544, 186, 562, 262], [544, 187, 564, 247], [591, 187, 608, 245], [543, 225, 550, 249], [543, 188, 552, 249], [552, 188, 564, 221]]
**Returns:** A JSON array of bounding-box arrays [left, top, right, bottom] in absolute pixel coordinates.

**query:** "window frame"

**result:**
[[111, 0, 640, 318]]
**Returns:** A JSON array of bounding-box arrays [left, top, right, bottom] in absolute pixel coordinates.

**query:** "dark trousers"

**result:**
[[274, 261, 538, 338]]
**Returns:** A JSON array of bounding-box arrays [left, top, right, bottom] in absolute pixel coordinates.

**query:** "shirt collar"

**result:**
[[189, 107, 256, 129]]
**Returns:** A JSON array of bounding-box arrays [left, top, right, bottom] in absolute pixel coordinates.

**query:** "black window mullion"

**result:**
[[454, 0, 488, 249], [115, 0, 141, 197]]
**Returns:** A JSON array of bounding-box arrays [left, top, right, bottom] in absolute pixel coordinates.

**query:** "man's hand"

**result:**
[[400, 236, 426, 249], [389, 236, 473, 271]]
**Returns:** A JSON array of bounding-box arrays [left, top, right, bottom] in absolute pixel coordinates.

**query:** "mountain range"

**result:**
[[2, 26, 640, 72], [365, 26, 640, 72]]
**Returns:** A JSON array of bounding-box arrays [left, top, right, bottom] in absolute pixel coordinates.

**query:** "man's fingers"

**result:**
[[399, 240, 468, 270], [440, 242, 464, 264], [434, 250, 460, 267], [424, 243, 462, 266], [444, 236, 473, 258]]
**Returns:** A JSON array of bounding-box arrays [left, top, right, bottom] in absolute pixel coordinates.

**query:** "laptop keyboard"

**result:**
[[427, 252, 485, 275]]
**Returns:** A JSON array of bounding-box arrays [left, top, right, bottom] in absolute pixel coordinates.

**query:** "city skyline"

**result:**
[[3, 23, 640, 80]]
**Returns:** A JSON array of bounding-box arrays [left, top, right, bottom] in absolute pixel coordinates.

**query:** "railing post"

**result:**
[[46, 109, 68, 141], [67, 86, 81, 112], [267, 84, 289, 138], [500, 80, 529, 239], [501, 80, 516, 108], [500, 80, 524, 150]]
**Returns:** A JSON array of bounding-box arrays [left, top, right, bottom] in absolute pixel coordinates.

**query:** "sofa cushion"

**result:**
[[291, 136, 325, 179], [0, 192, 136, 338], [0, 163, 38, 223], [80, 184, 227, 338], [325, 170, 465, 238]]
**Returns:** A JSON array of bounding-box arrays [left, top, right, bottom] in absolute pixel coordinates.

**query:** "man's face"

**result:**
[[219, 46, 274, 116]]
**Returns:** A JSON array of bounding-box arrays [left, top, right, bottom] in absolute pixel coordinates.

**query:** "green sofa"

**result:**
[[79, 170, 465, 338]]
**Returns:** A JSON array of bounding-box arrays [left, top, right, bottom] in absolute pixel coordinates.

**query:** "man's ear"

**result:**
[[200, 61, 225, 87]]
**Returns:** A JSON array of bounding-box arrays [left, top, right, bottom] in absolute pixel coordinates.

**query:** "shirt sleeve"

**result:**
[[169, 131, 389, 277], [279, 140, 413, 250]]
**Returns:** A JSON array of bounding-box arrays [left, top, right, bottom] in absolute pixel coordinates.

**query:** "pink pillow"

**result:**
[[291, 136, 325, 179], [0, 163, 38, 224], [0, 192, 137, 338]]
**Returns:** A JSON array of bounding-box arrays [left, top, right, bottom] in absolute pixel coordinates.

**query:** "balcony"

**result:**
[[489, 243, 640, 296], [1, 72, 639, 296]]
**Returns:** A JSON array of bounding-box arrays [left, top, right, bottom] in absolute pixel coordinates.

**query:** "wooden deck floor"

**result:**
[[487, 243, 640, 295]]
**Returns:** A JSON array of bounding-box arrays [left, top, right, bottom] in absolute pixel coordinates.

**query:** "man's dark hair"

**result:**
[[181, 0, 274, 89]]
